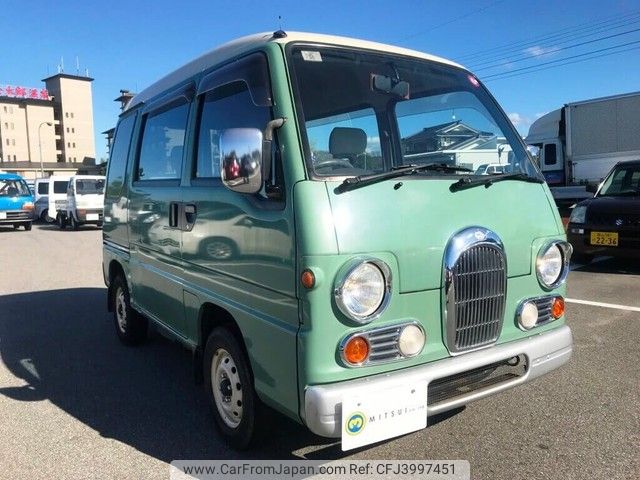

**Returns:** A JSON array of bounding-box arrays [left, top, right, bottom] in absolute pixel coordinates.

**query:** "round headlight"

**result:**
[[335, 260, 390, 322], [536, 242, 570, 289], [518, 301, 539, 330]]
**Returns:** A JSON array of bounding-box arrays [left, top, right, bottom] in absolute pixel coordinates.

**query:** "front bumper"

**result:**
[[304, 325, 572, 438], [75, 208, 104, 224], [0, 209, 33, 224], [568, 224, 640, 258]]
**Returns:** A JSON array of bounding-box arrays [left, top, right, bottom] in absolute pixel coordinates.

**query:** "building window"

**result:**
[[2, 106, 6, 113], [65, 112, 69, 118], [11, 139, 15, 146], [66, 127, 69, 133], [10, 122, 13, 130], [3, 122, 6, 129], [72, 142, 75, 148], [71, 128, 75, 133], [70, 112, 74, 118], [67, 142, 70, 148], [5, 139, 8, 146]]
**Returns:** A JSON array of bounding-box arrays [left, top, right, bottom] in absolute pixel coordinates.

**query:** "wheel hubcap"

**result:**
[[206, 242, 232, 259], [211, 348, 243, 428], [115, 289, 127, 332]]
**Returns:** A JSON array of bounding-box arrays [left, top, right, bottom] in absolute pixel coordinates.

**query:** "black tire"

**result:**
[[70, 214, 80, 231], [12, 223, 19, 230], [204, 327, 259, 450], [58, 214, 66, 230], [112, 275, 147, 345], [23, 222, 32, 231], [40, 209, 48, 222]]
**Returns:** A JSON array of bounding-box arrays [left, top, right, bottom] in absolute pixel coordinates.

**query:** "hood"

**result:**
[[75, 193, 105, 209], [326, 178, 561, 292], [0, 194, 32, 210], [585, 195, 640, 225]]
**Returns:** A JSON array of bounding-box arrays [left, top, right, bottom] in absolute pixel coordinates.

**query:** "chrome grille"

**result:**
[[444, 228, 506, 354]]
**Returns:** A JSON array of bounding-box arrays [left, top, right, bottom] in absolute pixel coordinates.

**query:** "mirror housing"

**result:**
[[585, 183, 598, 194], [220, 128, 263, 194]]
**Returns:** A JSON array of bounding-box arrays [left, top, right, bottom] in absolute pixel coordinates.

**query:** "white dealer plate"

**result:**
[[86, 214, 99, 221], [341, 383, 427, 451], [0, 212, 6, 219]]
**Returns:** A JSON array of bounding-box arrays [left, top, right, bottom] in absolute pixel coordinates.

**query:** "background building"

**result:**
[[0, 73, 96, 179]]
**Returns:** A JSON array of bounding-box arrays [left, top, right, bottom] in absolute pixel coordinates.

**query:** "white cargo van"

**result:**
[[47, 176, 71, 222], [58, 175, 105, 230], [33, 178, 50, 221]]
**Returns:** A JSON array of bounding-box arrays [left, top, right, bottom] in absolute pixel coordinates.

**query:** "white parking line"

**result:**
[[566, 298, 640, 313]]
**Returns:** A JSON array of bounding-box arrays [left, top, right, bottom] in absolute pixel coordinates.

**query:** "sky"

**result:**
[[2, 0, 639, 162]]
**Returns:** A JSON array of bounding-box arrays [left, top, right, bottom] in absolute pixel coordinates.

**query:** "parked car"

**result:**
[[568, 159, 640, 261], [33, 178, 50, 221], [103, 31, 573, 451], [57, 175, 105, 230], [0, 173, 34, 230]]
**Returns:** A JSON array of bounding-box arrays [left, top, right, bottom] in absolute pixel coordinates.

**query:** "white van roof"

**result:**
[[127, 31, 464, 111]]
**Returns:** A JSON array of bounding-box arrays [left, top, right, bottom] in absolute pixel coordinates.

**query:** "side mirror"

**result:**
[[585, 183, 598, 194], [220, 128, 263, 194]]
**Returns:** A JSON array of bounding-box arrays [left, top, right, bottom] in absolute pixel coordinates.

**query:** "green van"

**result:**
[[102, 31, 573, 451]]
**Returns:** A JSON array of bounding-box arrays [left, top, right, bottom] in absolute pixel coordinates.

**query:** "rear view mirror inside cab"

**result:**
[[370, 73, 410, 99]]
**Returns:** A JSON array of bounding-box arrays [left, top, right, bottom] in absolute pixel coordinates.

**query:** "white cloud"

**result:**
[[508, 112, 524, 126], [525, 45, 560, 58]]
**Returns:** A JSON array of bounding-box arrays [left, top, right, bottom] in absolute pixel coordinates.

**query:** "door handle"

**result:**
[[169, 202, 180, 228], [182, 203, 197, 231]]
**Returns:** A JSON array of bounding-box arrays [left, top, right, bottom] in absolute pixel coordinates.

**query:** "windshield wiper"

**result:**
[[336, 163, 472, 193], [450, 172, 544, 192]]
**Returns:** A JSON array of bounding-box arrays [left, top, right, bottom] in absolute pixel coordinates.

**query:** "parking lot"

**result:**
[[0, 223, 638, 479]]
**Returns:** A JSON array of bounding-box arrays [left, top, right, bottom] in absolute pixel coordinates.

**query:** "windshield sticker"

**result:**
[[301, 51, 323, 62]]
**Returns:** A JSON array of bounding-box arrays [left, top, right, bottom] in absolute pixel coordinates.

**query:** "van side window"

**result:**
[[137, 102, 189, 180], [106, 115, 136, 196], [194, 82, 270, 179], [37, 183, 48, 194]]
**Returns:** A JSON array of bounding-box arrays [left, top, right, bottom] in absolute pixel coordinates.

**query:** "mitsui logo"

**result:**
[[345, 412, 366, 435]]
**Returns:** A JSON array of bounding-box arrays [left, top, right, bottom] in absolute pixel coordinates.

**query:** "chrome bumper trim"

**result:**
[[303, 325, 572, 438]]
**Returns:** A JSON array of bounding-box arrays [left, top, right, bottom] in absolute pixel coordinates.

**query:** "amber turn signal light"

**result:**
[[301, 269, 315, 289], [343, 336, 369, 365], [551, 297, 565, 319]]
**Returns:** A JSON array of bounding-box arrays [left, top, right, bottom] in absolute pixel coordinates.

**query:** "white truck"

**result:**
[[526, 91, 640, 205], [58, 175, 105, 230]]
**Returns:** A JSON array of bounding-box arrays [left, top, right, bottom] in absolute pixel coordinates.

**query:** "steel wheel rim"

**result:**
[[206, 241, 232, 259], [115, 288, 127, 332], [211, 348, 243, 428]]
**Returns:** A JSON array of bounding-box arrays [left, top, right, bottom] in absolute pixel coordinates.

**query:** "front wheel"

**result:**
[[112, 276, 147, 345], [23, 222, 32, 231], [204, 328, 259, 450]]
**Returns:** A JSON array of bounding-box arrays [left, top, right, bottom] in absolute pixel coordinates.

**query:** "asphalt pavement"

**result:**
[[0, 223, 638, 479]]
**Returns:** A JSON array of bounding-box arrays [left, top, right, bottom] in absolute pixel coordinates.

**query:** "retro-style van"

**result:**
[[57, 175, 105, 230], [102, 32, 573, 451]]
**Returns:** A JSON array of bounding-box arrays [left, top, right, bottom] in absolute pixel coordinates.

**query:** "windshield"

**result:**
[[75, 179, 105, 195], [289, 46, 538, 179], [598, 163, 640, 196], [0, 179, 30, 197]]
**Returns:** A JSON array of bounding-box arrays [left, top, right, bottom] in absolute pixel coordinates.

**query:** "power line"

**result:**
[[456, 9, 640, 62], [483, 44, 640, 82], [481, 39, 640, 80], [397, 0, 505, 41], [466, 15, 640, 68], [472, 26, 640, 72]]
